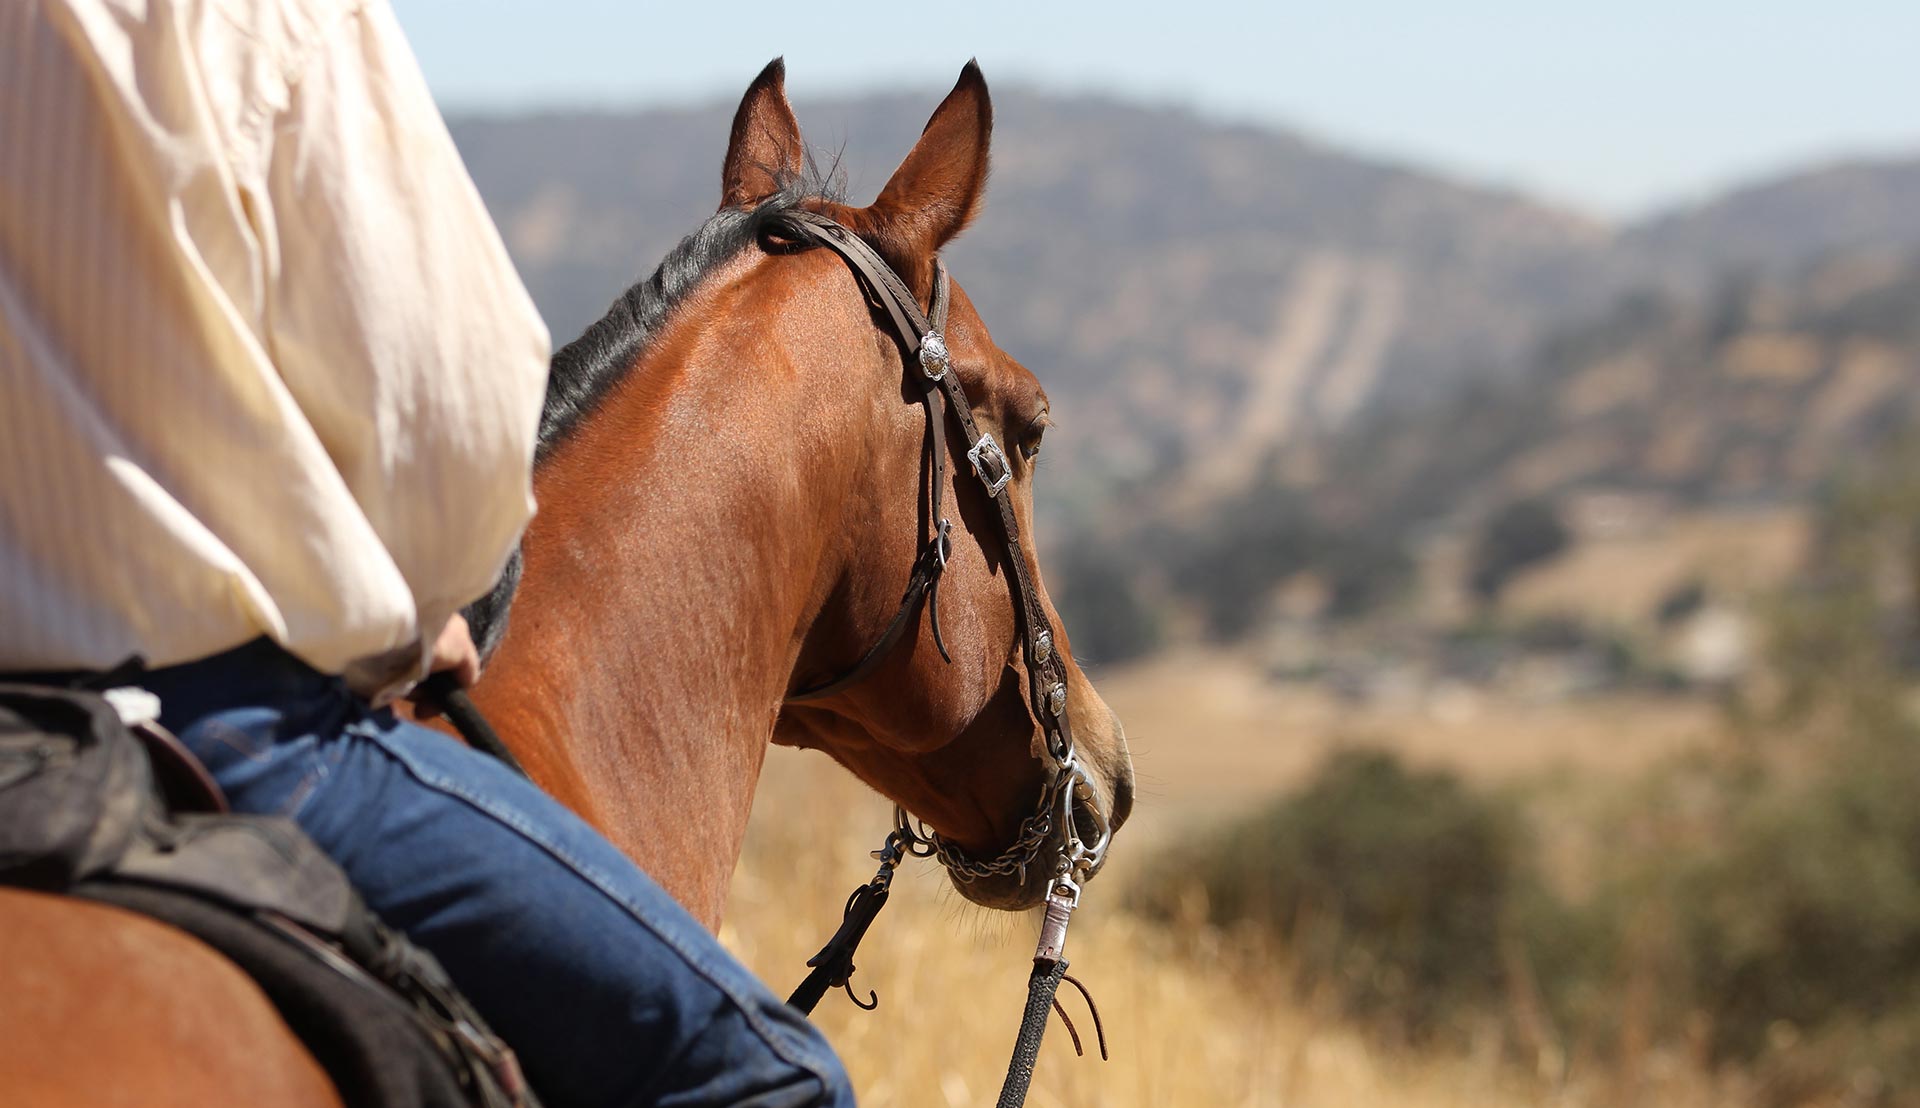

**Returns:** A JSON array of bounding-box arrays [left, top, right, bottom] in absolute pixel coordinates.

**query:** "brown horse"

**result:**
[[0, 887, 344, 1107], [468, 58, 1134, 928], [0, 60, 1132, 1100]]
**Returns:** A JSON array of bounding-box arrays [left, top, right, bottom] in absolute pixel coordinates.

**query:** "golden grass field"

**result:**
[[721, 652, 1759, 1107]]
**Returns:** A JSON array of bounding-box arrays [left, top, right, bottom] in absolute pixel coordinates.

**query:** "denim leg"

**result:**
[[143, 647, 853, 1108]]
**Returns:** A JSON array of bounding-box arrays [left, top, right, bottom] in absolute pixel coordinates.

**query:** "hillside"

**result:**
[[1097, 246, 1920, 681], [1627, 155, 1920, 281], [451, 92, 1920, 660], [452, 94, 1920, 527], [450, 90, 1642, 514], [1314, 248, 1920, 529]]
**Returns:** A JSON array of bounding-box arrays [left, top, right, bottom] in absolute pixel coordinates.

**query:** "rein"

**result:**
[[420, 673, 525, 776], [433, 207, 1111, 1105]]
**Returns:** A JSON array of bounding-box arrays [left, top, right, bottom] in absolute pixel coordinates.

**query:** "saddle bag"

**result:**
[[0, 680, 537, 1108], [0, 683, 149, 888]]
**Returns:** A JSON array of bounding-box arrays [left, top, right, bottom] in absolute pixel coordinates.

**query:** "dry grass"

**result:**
[[1501, 507, 1809, 628], [723, 748, 1761, 1108], [1091, 648, 1716, 841], [723, 748, 1541, 1108], [720, 650, 1765, 1107]]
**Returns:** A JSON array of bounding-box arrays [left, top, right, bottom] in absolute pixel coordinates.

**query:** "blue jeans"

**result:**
[[137, 639, 853, 1108]]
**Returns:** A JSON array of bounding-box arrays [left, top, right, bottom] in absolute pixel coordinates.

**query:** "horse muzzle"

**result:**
[[944, 741, 1130, 912]]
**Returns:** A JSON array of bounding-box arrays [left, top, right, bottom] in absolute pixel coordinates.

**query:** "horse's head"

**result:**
[[724, 61, 1135, 911]]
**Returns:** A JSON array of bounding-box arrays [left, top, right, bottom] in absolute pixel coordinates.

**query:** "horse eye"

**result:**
[[1019, 412, 1050, 461]]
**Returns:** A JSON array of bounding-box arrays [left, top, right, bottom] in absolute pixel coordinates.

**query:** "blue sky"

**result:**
[[394, 1, 1920, 219]]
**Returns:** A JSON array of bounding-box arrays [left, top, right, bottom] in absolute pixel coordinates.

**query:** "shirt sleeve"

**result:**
[[255, 0, 548, 659]]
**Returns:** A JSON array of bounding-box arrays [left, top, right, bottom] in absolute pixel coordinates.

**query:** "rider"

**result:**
[[0, 1, 853, 1105]]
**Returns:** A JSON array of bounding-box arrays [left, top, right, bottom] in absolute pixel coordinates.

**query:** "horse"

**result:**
[[465, 57, 1134, 929], [0, 58, 1132, 1101], [0, 886, 346, 1107]]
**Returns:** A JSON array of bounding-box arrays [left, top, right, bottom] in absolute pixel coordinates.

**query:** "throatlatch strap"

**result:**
[[781, 208, 960, 702], [775, 209, 1077, 760], [786, 534, 947, 702]]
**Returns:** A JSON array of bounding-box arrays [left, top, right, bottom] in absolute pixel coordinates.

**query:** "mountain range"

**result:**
[[448, 90, 1920, 642]]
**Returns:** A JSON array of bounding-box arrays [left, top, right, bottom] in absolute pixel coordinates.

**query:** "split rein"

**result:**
[[430, 208, 1112, 1107]]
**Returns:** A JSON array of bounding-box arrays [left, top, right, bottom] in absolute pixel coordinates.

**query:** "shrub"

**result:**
[[1146, 748, 1527, 1038], [1469, 498, 1570, 601], [1673, 731, 1920, 1072], [1323, 533, 1416, 619], [1172, 484, 1319, 639], [1052, 546, 1163, 664], [1137, 733, 1920, 1101]]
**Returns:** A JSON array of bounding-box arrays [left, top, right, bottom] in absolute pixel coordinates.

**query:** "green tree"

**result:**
[[1052, 547, 1162, 664], [1469, 498, 1570, 601]]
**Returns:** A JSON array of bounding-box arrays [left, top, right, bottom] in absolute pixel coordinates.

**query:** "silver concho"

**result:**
[[1048, 681, 1067, 718], [1033, 630, 1053, 664], [918, 331, 949, 380]]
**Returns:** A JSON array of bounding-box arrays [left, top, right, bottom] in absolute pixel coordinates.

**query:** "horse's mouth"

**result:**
[[946, 772, 1126, 912]]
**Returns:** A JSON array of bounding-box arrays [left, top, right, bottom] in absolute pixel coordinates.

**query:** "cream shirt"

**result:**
[[0, 0, 549, 690]]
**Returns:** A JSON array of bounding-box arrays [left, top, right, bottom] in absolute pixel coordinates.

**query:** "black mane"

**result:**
[[467, 176, 836, 659], [538, 182, 817, 456]]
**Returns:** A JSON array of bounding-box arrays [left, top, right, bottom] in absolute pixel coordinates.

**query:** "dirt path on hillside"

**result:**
[[1185, 252, 1405, 502]]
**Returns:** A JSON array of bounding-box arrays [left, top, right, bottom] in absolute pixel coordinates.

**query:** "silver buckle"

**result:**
[[918, 331, 949, 380], [967, 433, 1012, 497]]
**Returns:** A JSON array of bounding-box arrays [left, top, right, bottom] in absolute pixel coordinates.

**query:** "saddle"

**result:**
[[0, 679, 536, 1108]]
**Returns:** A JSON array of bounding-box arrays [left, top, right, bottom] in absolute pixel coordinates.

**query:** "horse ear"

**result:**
[[865, 60, 992, 265], [720, 58, 803, 210]]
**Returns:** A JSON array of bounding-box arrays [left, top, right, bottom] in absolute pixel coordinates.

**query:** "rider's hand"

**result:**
[[409, 612, 480, 719]]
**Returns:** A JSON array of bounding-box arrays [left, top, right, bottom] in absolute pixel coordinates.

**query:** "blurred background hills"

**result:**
[[450, 93, 1920, 678], [447, 87, 1920, 1106]]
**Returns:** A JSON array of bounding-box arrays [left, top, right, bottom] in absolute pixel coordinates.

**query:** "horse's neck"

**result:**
[[474, 344, 852, 930]]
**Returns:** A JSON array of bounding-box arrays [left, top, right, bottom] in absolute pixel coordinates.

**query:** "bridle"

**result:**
[[432, 205, 1114, 1105], [768, 209, 1112, 1103], [776, 208, 1111, 902]]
